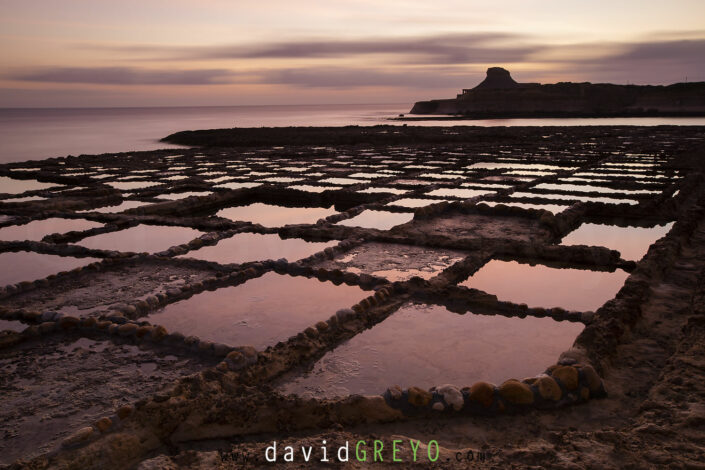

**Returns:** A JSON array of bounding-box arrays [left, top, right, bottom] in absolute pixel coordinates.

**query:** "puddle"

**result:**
[[336, 210, 414, 230], [461, 260, 629, 311], [358, 187, 408, 195], [511, 191, 639, 205], [0, 176, 62, 195], [75, 224, 203, 253], [216, 203, 337, 227], [480, 200, 570, 214], [0, 251, 100, 286], [147, 272, 366, 349], [258, 177, 304, 183], [426, 188, 495, 198], [180, 232, 337, 264], [288, 185, 342, 193], [319, 177, 369, 185], [0, 218, 103, 241], [0, 319, 25, 332], [561, 222, 674, 261], [214, 182, 262, 190], [280, 302, 583, 398], [386, 198, 449, 208], [78, 200, 150, 213], [535, 183, 659, 195], [315, 242, 466, 282], [158, 191, 212, 200], [107, 181, 162, 191]]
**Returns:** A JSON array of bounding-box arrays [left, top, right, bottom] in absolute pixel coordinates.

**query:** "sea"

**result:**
[[1, 104, 705, 164]]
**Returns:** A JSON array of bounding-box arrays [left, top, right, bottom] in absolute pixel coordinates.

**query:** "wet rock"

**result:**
[[498, 379, 534, 405], [150, 325, 168, 342], [61, 426, 94, 448], [117, 323, 138, 336], [212, 342, 231, 356], [116, 405, 134, 420], [335, 308, 355, 322], [468, 381, 495, 407], [438, 384, 464, 411], [552, 366, 579, 390], [58, 316, 80, 329], [387, 385, 403, 400], [95, 417, 113, 433], [537, 376, 562, 401], [579, 364, 603, 392], [40, 311, 57, 322], [407, 386, 432, 407]]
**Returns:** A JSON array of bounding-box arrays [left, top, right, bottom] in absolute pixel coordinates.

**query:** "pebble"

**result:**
[[552, 366, 579, 390], [498, 379, 534, 405], [468, 381, 495, 408], [438, 384, 464, 411], [407, 386, 432, 407]]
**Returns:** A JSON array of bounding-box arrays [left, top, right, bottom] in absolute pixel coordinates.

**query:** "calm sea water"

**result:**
[[1, 104, 704, 163]]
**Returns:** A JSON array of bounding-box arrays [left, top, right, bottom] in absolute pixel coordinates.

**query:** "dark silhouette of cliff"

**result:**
[[409, 67, 705, 118]]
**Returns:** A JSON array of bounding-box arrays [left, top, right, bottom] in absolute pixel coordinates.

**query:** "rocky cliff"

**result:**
[[410, 67, 705, 118]]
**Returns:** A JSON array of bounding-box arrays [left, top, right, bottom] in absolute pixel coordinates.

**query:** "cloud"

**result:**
[[13, 67, 233, 85], [82, 32, 538, 65], [260, 67, 471, 89]]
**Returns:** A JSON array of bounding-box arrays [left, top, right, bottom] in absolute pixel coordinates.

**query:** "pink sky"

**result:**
[[1, 0, 704, 107]]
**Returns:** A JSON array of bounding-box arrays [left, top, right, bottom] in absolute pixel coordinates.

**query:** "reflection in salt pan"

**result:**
[[76, 224, 203, 253], [0, 251, 100, 286], [336, 210, 413, 230], [217, 203, 337, 226], [461, 260, 629, 311], [180, 232, 337, 264], [561, 222, 674, 261], [0, 218, 103, 241], [147, 272, 365, 349], [280, 303, 583, 397]]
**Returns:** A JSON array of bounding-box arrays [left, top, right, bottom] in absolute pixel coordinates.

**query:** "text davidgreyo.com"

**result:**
[[218, 439, 492, 464]]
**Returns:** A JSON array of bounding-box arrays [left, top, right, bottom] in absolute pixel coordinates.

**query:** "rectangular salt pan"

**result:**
[[336, 210, 413, 230], [180, 233, 338, 264], [461, 260, 629, 311], [147, 272, 366, 349], [0, 218, 103, 242], [0, 251, 100, 286], [76, 224, 203, 253], [217, 203, 337, 227], [561, 222, 674, 261], [280, 303, 583, 397]]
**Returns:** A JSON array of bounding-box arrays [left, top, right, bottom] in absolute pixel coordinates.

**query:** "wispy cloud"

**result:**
[[14, 67, 233, 85], [81, 32, 538, 65]]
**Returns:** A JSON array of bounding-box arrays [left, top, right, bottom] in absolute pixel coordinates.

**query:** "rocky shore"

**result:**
[[0, 125, 704, 468]]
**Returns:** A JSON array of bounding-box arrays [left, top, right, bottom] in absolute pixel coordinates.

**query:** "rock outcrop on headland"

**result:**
[[410, 67, 705, 118]]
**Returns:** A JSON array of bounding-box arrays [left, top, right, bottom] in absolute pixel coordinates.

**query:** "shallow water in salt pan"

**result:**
[[75, 224, 203, 253], [180, 232, 337, 264], [0, 218, 103, 241], [280, 302, 583, 397], [336, 210, 413, 230], [0, 251, 100, 286], [0, 176, 61, 194], [461, 260, 629, 311], [561, 222, 674, 261], [217, 203, 337, 227], [147, 272, 366, 349]]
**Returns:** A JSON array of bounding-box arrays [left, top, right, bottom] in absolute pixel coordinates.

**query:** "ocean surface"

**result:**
[[1, 104, 705, 164]]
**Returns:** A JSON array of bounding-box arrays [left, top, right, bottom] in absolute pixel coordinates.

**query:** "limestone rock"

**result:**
[[498, 379, 534, 405]]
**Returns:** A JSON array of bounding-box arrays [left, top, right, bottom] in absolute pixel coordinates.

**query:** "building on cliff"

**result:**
[[409, 67, 705, 118]]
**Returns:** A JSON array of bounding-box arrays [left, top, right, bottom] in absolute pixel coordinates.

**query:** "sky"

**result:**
[[1, 0, 704, 107]]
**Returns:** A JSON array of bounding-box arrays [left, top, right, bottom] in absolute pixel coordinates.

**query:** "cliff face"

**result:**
[[410, 68, 705, 117]]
